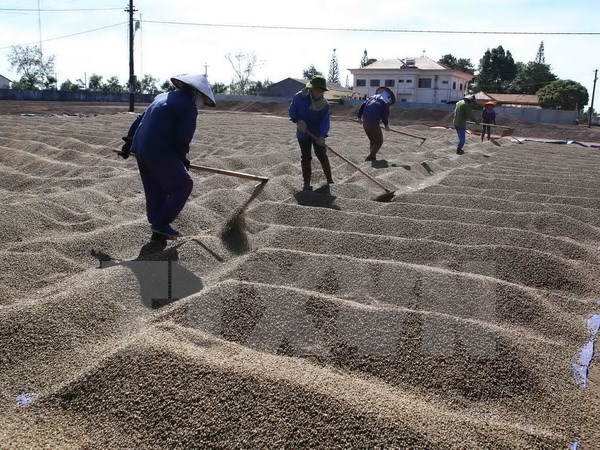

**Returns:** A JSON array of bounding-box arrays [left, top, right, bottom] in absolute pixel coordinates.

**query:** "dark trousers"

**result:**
[[363, 122, 383, 156], [481, 124, 492, 140], [136, 155, 193, 227], [298, 138, 333, 184]]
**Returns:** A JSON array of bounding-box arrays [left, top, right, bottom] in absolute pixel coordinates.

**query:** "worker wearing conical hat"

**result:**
[[481, 101, 497, 141], [119, 74, 216, 240], [357, 86, 396, 162]]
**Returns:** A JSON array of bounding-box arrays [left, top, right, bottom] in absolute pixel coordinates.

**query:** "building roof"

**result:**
[[349, 56, 474, 79], [355, 56, 447, 71], [278, 77, 352, 93], [0, 74, 11, 83], [487, 93, 539, 105]]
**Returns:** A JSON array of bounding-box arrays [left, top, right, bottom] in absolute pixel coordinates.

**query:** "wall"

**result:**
[[0, 89, 155, 103], [0, 90, 576, 124], [343, 100, 577, 125]]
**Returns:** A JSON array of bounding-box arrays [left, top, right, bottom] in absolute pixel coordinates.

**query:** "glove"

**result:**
[[118, 136, 131, 159], [296, 120, 307, 133], [182, 157, 190, 171]]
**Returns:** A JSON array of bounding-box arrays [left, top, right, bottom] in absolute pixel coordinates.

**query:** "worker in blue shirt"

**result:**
[[481, 101, 497, 141], [357, 86, 395, 161], [119, 74, 216, 240], [289, 76, 333, 191]]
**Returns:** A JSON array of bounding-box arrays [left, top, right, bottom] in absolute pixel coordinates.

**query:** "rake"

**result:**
[[467, 121, 515, 137], [113, 150, 269, 242], [304, 130, 397, 202], [351, 119, 427, 146]]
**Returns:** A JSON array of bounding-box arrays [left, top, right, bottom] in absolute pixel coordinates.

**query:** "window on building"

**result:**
[[356, 79, 366, 87], [442, 80, 448, 84], [459, 83, 463, 91], [452, 81, 456, 89], [370, 79, 380, 87], [398, 80, 405, 83], [406, 79, 413, 83], [401, 98, 407, 102], [384, 79, 395, 87], [418, 78, 432, 88]]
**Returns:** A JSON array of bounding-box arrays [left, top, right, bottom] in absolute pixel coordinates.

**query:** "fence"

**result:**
[[0, 89, 154, 103]]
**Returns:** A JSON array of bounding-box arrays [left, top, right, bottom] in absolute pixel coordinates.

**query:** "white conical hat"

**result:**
[[170, 74, 216, 107]]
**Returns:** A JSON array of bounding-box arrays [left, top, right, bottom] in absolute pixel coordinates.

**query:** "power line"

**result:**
[[0, 8, 123, 12], [0, 22, 127, 50], [142, 19, 600, 36]]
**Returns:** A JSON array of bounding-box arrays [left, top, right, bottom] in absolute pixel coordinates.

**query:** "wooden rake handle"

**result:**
[[113, 150, 269, 182], [467, 121, 512, 129], [304, 130, 393, 194], [351, 118, 426, 146]]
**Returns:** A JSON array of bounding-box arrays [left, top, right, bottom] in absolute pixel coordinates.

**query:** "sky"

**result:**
[[0, 0, 599, 106]]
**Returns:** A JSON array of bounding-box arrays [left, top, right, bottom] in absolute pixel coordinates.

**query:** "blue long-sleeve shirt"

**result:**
[[128, 90, 198, 158], [481, 108, 496, 124], [357, 94, 390, 126], [288, 89, 330, 141]]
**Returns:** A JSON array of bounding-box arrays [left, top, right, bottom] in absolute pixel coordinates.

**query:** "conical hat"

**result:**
[[170, 74, 216, 107]]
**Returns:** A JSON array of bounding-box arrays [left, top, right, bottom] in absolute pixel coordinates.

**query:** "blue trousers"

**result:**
[[136, 155, 193, 227], [455, 126, 466, 150]]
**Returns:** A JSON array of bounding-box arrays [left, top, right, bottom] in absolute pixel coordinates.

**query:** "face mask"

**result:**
[[379, 91, 391, 104]]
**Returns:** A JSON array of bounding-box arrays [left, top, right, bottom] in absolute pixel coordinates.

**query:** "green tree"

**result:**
[[476, 50, 494, 92], [302, 65, 321, 79], [101, 76, 125, 93], [456, 58, 475, 75], [535, 41, 545, 64], [45, 74, 58, 90], [140, 74, 160, 94], [361, 49, 369, 67], [88, 74, 104, 91], [361, 49, 376, 67], [507, 61, 557, 94], [225, 50, 262, 94], [246, 79, 272, 95], [159, 80, 176, 92], [7, 45, 55, 90], [328, 48, 340, 84], [60, 79, 80, 91], [211, 82, 228, 94], [537, 79, 588, 111], [438, 54, 475, 74], [474, 46, 518, 93], [438, 54, 458, 68]]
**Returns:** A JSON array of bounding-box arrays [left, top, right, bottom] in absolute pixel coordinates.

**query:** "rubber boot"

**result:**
[[301, 160, 312, 190], [319, 156, 334, 184]]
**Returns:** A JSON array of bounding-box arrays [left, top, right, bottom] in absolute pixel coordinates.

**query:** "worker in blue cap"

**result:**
[[289, 76, 334, 191]]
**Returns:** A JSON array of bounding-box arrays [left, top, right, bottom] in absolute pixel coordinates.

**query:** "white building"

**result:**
[[0, 74, 11, 89], [348, 56, 474, 104]]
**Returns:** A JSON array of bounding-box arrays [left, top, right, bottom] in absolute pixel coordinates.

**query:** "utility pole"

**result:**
[[37, 0, 42, 53], [126, 1, 137, 112], [588, 69, 597, 128]]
